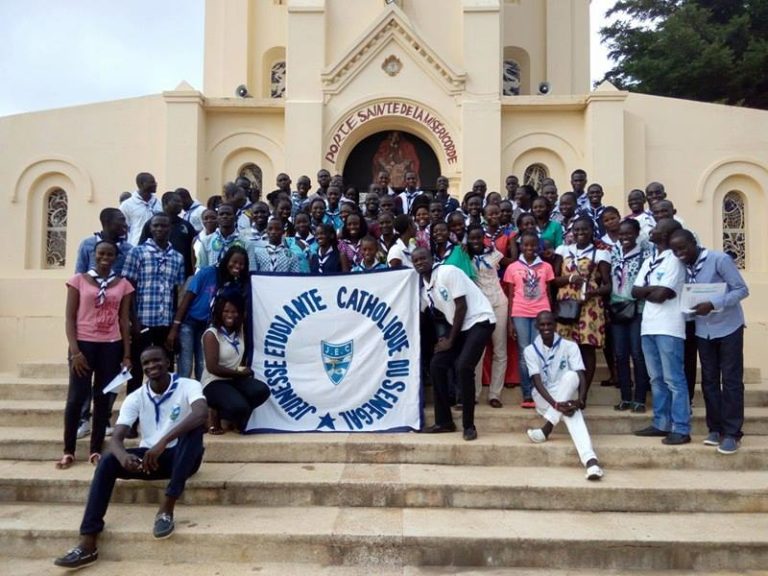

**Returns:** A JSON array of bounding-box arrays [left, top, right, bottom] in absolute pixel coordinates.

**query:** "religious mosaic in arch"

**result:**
[[524, 163, 548, 193], [45, 188, 67, 268], [722, 190, 746, 269], [271, 61, 286, 98]]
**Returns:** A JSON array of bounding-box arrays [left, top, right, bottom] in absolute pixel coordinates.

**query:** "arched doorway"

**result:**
[[343, 130, 440, 193]]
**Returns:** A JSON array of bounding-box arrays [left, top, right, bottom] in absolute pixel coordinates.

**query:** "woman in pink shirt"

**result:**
[[59, 241, 133, 469], [503, 231, 555, 408]]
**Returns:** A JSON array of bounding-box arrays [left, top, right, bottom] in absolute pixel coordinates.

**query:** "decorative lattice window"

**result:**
[[270, 61, 286, 98], [239, 163, 263, 194], [503, 60, 521, 96], [45, 188, 68, 268], [722, 190, 746, 269], [524, 163, 548, 193]]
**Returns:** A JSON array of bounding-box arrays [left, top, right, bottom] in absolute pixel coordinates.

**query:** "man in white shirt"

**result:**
[[413, 247, 496, 441], [632, 218, 691, 445], [54, 347, 207, 570], [523, 311, 604, 480], [120, 172, 162, 245], [177, 187, 205, 233]]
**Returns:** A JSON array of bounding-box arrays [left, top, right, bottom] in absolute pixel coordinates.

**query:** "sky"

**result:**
[[0, 0, 616, 118]]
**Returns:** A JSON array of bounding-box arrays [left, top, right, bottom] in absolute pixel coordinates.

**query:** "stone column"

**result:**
[[285, 0, 326, 177], [585, 81, 628, 206], [203, 0, 251, 98], [163, 82, 206, 196], [461, 0, 502, 193]]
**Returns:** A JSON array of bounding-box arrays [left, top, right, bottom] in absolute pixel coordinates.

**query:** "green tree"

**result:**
[[600, 0, 768, 110]]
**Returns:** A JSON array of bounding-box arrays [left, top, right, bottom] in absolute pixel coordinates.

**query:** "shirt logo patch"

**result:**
[[169, 405, 181, 421], [560, 359, 567, 370], [439, 287, 449, 301]]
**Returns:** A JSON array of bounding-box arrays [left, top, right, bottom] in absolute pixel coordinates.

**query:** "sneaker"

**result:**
[[613, 401, 632, 411], [662, 432, 691, 445], [634, 425, 668, 437], [76, 420, 91, 439], [631, 403, 646, 414], [526, 428, 547, 443], [520, 399, 536, 409], [717, 436, 740, 455], [489, 398, 503, 409], [463, 426, 478, 441], [702, 432, 721, 446], [585, 464, 604, 481], [53, 546, 98, 569], [153, 512, 175, 539]]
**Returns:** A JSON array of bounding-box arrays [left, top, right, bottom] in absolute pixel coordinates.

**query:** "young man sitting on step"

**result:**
[[54, 346, 207, 570], [523, 311, 604, 481]]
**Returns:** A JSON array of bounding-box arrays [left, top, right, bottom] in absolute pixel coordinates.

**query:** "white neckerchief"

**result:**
[[86, 269, 117, 307], [532, 335, 562, 382], [686, 248, 709, 284]]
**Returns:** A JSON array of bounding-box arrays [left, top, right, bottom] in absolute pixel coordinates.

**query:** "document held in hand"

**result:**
[[680, 283, 726, 314]]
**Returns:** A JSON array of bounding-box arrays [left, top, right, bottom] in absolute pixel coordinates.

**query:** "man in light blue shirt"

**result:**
[[670, 229, 749, 454]]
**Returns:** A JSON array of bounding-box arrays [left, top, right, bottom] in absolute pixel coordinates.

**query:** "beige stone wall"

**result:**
[[0, 0, 765, 373]]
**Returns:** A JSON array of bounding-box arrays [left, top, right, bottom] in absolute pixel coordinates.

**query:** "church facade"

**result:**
[[1, 0, 767, 371]]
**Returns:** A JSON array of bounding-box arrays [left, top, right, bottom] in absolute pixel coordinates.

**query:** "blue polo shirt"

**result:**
[[185, 266, 219, 322], [74, 234, 133, 275]]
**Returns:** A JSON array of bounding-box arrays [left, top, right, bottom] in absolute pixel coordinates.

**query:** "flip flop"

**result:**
[[89, 453, 101, 466], [55, 454, 75, 470], [208, 426, 225, 436]]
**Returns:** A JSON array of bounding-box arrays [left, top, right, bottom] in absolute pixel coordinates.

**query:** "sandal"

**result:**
[[89, 453, 101, 465], [55, 454, 75, 470], [208, 425, 225, 435]]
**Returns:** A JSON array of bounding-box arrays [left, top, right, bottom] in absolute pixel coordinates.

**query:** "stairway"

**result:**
[[0, 363, 767, 575]]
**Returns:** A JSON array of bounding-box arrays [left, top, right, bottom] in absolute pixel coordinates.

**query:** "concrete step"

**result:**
[[2, 426, 766, 470], [17, 362, 68, 379], [2, 460, 765, 514], [2, 503, 767, 570], [15, 360, 764, 383], [1, 558, 761, 576], [4, 373, 767, 405], [2, 398, 767, 435]]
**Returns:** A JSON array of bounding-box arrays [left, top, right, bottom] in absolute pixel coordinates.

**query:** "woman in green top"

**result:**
[[532, 196, 563, 249], [432, 216, 476, 279]]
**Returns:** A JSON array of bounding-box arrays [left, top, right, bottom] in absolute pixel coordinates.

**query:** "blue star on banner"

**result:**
[[317, 412, 336, 430]]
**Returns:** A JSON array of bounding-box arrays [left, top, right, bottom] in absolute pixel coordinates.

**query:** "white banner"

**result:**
[[247, 269, 422, 432]]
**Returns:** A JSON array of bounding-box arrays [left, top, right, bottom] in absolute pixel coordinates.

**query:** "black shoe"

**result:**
[[631, 403, 646, 414], [614, 401, 632, 411], [422, 423, 457, 434], [463, 427, 478, 441], [54, 546, 98, 569], [662, 433, 691, 445], [634, 425, 669, 437], [153, 512, 175, 539]]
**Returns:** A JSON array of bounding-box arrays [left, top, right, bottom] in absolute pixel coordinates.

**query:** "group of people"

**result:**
[[54, 167, 749, 570]]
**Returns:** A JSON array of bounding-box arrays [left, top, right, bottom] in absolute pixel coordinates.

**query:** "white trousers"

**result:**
[[475, 297, 508, 401], [533, 370, 598, 466]]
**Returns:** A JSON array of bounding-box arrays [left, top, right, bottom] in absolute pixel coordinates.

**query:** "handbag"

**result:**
[[610, 300, 638, 324], [556, 248, 597, 325], [556, 299, 582, 324]]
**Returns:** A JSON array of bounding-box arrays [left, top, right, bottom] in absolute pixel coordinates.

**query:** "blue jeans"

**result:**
[[641, 334, 690, 434], [611, 315, 649, 404], [80, 426, 204, 535], [697, 326, 744, 439], [512, 317, 537, 399], [178, 319, 208, 381]]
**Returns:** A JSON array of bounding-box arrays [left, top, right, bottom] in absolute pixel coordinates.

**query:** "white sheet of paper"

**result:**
[[680, 283, 726, 313], [103, 368, 132, 394]]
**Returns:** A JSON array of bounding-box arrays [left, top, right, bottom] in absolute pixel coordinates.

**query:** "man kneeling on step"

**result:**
[[524, 311, 604, 481], [54, 346, 207, 570]]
